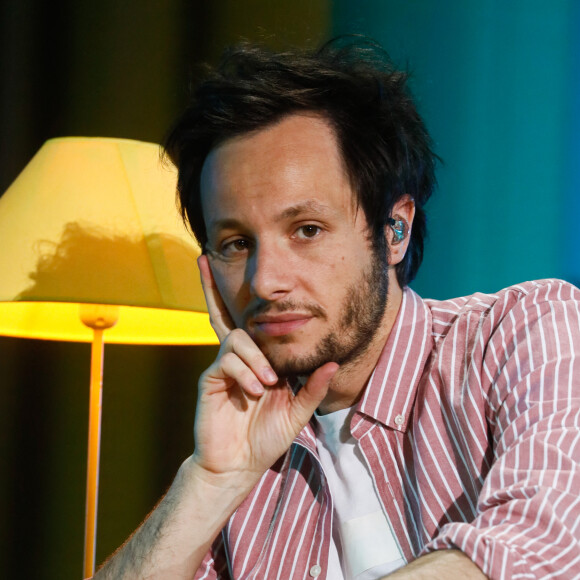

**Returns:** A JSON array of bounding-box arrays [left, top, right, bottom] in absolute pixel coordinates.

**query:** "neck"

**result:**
[[317, 276, 403, 414]]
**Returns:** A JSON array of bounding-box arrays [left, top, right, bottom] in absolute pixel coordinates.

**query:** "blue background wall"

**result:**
[[334, 1, 580, 298]]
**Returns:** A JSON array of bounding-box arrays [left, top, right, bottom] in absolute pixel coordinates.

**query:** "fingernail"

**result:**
[[251, 381, 265, 395], [263, 368, 277, 383]]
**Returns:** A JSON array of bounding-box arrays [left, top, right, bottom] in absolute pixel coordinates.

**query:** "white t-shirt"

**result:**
[[313, 406, 406, 579]]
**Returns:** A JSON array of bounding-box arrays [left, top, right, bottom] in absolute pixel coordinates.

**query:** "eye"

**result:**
[[218, 237, 252, 258], [295, 224, 322, 240]]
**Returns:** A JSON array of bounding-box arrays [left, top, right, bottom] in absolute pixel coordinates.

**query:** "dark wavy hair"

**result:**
[[164, 38, 438, 286]]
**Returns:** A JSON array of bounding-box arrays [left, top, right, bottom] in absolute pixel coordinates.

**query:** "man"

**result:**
[[96, 40, 580, 579]]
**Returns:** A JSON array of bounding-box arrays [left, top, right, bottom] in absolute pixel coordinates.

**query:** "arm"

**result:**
[[95, 457, 246, 579], [420, 281, 580, 579], [94, 256, 338, 579], [382, 550, 487, 579]]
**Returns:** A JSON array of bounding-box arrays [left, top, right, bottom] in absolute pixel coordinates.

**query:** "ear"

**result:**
[[386, 195, 415, 266]]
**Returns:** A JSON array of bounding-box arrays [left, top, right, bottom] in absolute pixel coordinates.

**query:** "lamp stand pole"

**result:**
[[79, 305, 119, 578]]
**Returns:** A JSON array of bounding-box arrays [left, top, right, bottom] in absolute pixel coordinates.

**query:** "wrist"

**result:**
[[182, 455, 260, 508]]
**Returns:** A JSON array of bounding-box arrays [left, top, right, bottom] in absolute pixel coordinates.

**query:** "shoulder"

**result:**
[[424, 279, 580, 330]]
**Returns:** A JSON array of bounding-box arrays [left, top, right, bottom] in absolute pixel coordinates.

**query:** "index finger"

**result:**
[[198, 254, 236, 342]]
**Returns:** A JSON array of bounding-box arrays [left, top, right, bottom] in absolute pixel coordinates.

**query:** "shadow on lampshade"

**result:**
[[0, 137, 218, 345]]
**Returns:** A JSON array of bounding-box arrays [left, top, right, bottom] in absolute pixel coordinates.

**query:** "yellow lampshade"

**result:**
[[0, 137, 221, 578], [0, 137, 218, 345]]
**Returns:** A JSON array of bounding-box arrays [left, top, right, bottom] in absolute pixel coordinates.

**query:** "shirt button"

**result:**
[[310, 564, 322, 577], [394, 414, 404, 426]]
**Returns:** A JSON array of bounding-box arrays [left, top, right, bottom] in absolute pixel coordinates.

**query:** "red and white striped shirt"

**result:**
[[196, 280, 580, 580]]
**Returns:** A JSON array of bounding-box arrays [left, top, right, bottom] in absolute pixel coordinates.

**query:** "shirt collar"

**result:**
[[357, 287, 433, 432]]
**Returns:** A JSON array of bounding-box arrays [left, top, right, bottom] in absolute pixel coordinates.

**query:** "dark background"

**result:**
[[1, 2, 329, 578]]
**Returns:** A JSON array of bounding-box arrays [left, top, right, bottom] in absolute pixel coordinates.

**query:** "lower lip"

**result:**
[[255, 318, 311, 337]]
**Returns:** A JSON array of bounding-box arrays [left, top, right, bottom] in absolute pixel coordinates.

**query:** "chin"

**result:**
[[264, 346, 331, 379]]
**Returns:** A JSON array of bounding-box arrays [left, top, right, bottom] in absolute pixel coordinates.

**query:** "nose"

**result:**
[[247, 240, 293, 301]]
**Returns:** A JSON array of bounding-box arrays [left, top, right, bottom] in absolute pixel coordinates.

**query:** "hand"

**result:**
[[192, 256, 338, 483]]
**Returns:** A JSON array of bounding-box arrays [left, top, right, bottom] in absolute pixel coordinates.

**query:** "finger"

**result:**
[[203, 351, 266, 397], [290, 362, 339, 426], [198, 254, 235, 341], [219, 328, 278, 386]]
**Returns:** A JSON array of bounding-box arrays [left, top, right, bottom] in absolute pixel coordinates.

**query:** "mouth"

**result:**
[[252, 313, 313, 337]]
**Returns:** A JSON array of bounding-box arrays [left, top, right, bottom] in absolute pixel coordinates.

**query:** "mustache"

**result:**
[[244, 299, 327, 324]]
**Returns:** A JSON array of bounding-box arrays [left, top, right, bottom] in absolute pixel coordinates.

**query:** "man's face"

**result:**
[[200, 114, 389, 377]]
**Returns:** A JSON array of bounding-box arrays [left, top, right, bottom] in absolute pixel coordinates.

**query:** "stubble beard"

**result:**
[[258, 244, 389, 379]]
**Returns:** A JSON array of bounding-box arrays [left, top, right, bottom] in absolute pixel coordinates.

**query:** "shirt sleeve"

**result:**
[[422, 281, 580, 580], [194, 532, 231, 580]]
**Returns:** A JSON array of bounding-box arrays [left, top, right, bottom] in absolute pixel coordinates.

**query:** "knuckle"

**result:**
[[220, 328, 249, 351], [198, 368, 213, 388], [217, 330, 236, 353], [229, 328, 248, 342], [220, 351, 238, 367]]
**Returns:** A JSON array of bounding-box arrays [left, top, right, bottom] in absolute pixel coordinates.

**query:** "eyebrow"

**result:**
[[208, 217, 244, 233], [276, 199, 334, 221], [208, 199, 335, 233]]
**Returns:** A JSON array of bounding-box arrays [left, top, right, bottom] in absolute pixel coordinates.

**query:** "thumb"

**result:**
[[290, 362, 339, 428]]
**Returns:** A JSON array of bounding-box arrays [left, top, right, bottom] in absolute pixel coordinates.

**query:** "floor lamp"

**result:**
[[0, 138, 218, 578]]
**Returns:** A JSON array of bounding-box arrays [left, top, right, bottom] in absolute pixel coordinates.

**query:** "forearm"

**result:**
[[382, 550, 487, 580], [95, 456, 254, 580]]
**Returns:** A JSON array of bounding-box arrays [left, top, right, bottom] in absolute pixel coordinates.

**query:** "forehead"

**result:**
[[200, 114, 356, 228]]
